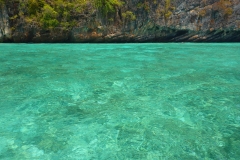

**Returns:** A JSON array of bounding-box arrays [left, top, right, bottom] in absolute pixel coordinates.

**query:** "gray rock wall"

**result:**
[[0, 4, 11, 42], [69, 0, 240, 42], [1, 0, 240, 42]]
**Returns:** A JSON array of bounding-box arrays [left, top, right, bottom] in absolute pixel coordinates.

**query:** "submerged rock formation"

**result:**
[[0, 0, 240, 42]]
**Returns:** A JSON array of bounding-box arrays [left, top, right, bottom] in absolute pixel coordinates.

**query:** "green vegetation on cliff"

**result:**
[[1, 0, 238, 43], [0, 0, 5, 5], [7, 0, 233, 31], [22, 0, 88, 29], [94, 0, 123, 15], [15, 0, 124, 29]]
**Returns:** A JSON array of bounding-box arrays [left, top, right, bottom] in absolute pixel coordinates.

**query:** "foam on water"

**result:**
[[0, 43, 240, 159]]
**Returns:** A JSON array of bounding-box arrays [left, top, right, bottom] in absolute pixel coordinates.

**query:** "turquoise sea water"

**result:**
[[0, 43, 240, 159]]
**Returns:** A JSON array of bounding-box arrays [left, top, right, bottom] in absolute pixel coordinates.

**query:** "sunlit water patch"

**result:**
[[0, 43, 240, 159]]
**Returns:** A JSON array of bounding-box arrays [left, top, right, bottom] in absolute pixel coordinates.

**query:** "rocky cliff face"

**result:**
[[1, 0, 240, 42], [0, 4, 11, 42]]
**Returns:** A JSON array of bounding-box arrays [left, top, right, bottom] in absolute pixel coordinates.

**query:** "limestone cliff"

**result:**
[[1, 0, 240, 42], [0, 4, 11, 42]]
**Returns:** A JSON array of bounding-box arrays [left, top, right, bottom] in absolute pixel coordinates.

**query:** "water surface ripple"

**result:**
[[0, 43, 240, 159]]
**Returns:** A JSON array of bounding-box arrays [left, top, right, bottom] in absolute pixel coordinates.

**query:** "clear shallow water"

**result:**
[[0, 43, 240, 159]]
